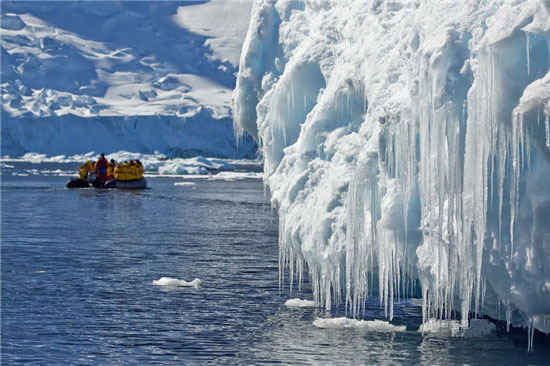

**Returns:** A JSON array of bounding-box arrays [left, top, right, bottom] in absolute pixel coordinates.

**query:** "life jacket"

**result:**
[[114, 162, 144, 181], [85, 160, 94, 172], [95, 157, 107, 170], [78, 164, 88, 180], [95, 157, 108, 176], [107, 162, 115, 177]]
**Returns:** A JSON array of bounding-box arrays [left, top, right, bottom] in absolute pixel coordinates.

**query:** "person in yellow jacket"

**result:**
[[78, 160, 95, 181], [78, 164, 88, 181], [107, 159, 116, 179], [135, 160, 143, 179]]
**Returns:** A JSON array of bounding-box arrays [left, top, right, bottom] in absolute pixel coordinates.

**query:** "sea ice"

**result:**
[[152, 277, 202, 288], [419, 318, 496, 338], [284, 298, 316, 308], [313, 317, 406, 332]]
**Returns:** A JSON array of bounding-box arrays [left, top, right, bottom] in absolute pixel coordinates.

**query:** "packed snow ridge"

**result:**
[[233, 0, 550, 337], [1, 1, 256, 159]]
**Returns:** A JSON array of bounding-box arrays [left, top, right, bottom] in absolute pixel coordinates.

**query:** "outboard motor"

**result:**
[[88, 171, 103, 188]]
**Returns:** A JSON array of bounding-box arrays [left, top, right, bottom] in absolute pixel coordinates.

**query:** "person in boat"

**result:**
[[107, 159, 116, 179], [95, 153, 109, 182], [135, 160, 143, 178], [78, 160, 95, 181]]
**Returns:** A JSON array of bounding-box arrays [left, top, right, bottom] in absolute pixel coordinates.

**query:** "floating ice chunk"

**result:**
[[419, 318, 495, 337], [418, 319, 462, 336], [152, 277, 202, 288], [284, 298, 316, 307], [209, 171, 263, 181], [313, 317, 406, 332], [174, 182, 197, 186], [157, 157, 235, 175], [159, 163, 208, 175]]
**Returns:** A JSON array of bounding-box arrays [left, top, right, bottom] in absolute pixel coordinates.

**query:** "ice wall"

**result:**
[[234, 0, 550, 335]]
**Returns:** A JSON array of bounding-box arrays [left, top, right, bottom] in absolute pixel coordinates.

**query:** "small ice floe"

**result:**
[[1, 164, 14, 169], [209, 171, 263, 181], [152, 277, 202, 288], [284, 298, 316, 308], [174, 182, 196, 186], [158, 157, 234, 175], [313, 317, 406, 332], [419, 318, 495, 337]]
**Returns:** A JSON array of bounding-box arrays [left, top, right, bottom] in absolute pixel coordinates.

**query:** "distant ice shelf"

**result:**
[[233, 0, 550, 344], [0, 1, 255, 159]]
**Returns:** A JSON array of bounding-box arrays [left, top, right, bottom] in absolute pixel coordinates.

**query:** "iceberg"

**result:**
[[233, 0, 550, 343]]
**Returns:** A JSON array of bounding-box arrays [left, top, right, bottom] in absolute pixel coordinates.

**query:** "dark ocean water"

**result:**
[[2, 162, 549, 365]]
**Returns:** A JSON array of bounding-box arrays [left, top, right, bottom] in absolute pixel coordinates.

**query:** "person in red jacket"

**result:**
[[95, 153, 109, 182]]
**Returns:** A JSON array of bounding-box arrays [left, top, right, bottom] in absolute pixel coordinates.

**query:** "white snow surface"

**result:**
[[152, 277, 202, 288], [234, 0, 550, 333], [284, 298, 316, 308], [1, 1, 255, 158], [172, 0, 253, 67], [313, 317, 406, 332]]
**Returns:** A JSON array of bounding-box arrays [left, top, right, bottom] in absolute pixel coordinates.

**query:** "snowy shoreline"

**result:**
[[1, 151, 263, 179]]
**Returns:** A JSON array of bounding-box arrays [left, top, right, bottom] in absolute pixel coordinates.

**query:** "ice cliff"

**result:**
[[234, 0, 550, 337], [1, 1, 256, 158]]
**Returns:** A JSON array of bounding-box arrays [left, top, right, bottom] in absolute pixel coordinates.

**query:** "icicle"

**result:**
[[527, 317, 535, 353], [505, 300, 511, 332], [545, 111, 550, 148], [526, 32, 531, 76]]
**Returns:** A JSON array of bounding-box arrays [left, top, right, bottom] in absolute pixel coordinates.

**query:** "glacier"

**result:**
[[1, 1, 256, 158], [233, 0, 550, 342]]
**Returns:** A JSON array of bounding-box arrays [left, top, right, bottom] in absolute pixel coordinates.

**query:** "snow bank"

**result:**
[[313, 317, 406, 332], [152, 277, 202, 288], [284, 298, 316, 308], [234, 0, 550, 338]]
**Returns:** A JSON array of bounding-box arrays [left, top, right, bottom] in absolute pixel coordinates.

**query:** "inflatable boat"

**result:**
[[66, 172, 147, 189], [66, 178, 91, 188], [104, 178, 147, 189]]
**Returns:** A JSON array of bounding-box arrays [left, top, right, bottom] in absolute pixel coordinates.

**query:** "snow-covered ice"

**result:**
[[419, 318, 496, 338], [1, 1, 256, 158], [284, 298, 316, 308], [172, 0, 253, 67], [152, 277, 202, 288], [313, 317, 406, 332], [158, 157, 234, 175], [234, 0, 550, 340]]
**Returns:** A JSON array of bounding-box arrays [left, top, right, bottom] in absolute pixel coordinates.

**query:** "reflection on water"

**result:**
[[1, 162, 549, 365]]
